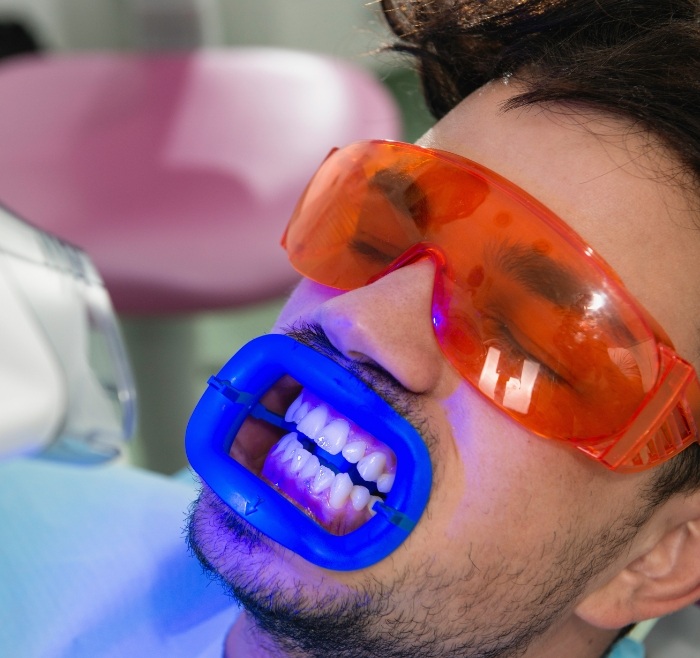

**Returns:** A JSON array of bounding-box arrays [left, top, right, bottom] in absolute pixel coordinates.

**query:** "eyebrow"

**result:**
[[367, 168, 603, 307], [368, 168, 429, 231], [486, 240, 590, 307]]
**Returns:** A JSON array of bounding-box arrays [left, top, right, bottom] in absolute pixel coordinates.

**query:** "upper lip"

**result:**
[[283, 326, 423, 425]]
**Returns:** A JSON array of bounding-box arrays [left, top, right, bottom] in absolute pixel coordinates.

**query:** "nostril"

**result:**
[[315, 261, 446, 395]]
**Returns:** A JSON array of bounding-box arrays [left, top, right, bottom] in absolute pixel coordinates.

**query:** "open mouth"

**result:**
[[187, 333, 433, 569], [229, 378, 397, 536]]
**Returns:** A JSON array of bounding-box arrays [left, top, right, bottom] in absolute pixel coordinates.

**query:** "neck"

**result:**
[[224, 610, 620, 658], [520, 615, 621, 658], [225, 612, 288, 658]]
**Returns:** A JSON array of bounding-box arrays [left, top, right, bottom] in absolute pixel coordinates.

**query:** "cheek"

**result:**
[[271, 280, 341, 333], [434, 384, 631, 553], [441, 396, 541, 541]]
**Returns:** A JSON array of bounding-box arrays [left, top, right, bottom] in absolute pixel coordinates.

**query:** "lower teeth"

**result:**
[[329, 473, 353, 509], [269, 431, 392, 517]]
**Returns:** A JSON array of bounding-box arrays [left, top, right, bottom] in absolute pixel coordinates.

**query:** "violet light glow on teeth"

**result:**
[[261, 390, 397, 536]]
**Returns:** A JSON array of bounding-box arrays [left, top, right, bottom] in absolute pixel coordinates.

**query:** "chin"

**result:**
[[187, 483, 351, 592]]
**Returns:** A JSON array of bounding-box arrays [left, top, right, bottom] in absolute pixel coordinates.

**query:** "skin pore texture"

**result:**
[[188, 80, 700, 658]]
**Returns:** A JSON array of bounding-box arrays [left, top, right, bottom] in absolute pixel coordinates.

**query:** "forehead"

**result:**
[[418, 80, 700, 369]]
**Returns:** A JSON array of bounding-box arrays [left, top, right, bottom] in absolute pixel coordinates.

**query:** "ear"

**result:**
[[575, 507, 700, 629]]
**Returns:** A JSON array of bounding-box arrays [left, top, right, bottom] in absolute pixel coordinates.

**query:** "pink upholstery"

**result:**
[[0, 49, 401, 314]]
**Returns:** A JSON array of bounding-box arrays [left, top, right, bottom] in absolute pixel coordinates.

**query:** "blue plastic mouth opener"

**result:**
[[186, 334, 433, 570]]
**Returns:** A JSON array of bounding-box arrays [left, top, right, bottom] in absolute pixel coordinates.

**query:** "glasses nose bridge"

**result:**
[[367, 241, 450, 324], [370, 241, 448, 281]]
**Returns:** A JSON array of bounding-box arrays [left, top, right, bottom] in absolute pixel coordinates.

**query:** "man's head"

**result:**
[[380, 0, 700, 507], [188, 2, 700, 656]]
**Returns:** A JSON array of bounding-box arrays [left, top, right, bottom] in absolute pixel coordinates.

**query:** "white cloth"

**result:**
[[0, 459, 239, 657]]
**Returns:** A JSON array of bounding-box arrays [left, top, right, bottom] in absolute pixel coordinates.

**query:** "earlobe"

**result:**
[[575, 518, 700, 629]]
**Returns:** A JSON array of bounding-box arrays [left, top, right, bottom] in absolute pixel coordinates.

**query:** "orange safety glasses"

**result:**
[[281, 140, 700, 472]]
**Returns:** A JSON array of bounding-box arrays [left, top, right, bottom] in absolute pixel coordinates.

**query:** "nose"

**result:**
[[313, 258, 449, 394]]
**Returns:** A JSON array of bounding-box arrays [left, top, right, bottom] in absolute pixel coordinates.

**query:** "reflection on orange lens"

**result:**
[[282, 140, 699, 472]]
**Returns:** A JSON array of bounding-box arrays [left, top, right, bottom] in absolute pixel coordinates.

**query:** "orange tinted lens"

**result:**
[[283, 141, 662, 444], [283, 143, 487, 289], [431, 191, 658, 443], [283, 146, 405, 289]]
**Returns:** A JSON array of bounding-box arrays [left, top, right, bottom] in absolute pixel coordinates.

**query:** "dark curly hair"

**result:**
[[380, 0, 700, 508]]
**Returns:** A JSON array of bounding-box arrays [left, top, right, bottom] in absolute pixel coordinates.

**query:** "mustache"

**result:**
[[280, 320, 436, 452]]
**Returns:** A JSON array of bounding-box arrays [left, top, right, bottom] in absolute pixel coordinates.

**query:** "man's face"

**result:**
[[189, 81, 700, 657]]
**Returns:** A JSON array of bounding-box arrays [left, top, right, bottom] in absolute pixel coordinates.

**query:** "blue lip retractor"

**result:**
[[186, 334, 432, 571]]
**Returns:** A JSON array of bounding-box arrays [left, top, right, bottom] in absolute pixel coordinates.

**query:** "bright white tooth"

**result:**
[[282, 438, 302, 462], [284, 394, 303, 423], [316, 419, 350, 455], [341, 441, 366, 464], [289, 448, 312, 474], [367, 495, 383, 517], [311, 466, 335, 494], [350, 485, 370, 511], [271, 432, 297, 457], [377, 472, 395, 493], [357, 451, 387, 482], [296, 405, 328, 440], [329, 473, 353, 509], [299, 454, 321, 480], [293, 401, 310, 424]]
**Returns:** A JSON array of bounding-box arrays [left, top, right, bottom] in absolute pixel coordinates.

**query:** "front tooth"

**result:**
[[271, 432, 297, 457], [284, 394, 303, 423], [357, 451, 387, 482], [293, 401, 310, 424], [329, 473, 353, 509], [299, 454, 321, 480], [341, 441, 366, 464], [282, 437, 302, 462], [316, 419, 350, 455], [289, 448, 311, 474], [296, 405, 328, 439], [311, 466, 335, 494], [350, 485, 370, 511], [377, 472, 395, 493]]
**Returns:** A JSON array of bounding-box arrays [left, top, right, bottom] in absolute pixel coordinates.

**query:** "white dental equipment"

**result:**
[[0, 206, 136, 461]]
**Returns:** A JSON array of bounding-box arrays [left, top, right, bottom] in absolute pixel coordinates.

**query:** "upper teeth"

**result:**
[[277, 391, 397, 499], [289, 394, 350, 455], [284, 396, 303, 423], [316, 419, 350, 455], [357, 452, 386, 482], [295, 405, 328, 439], [341, 441, 366, 463], [377, 472, 395, 493]]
